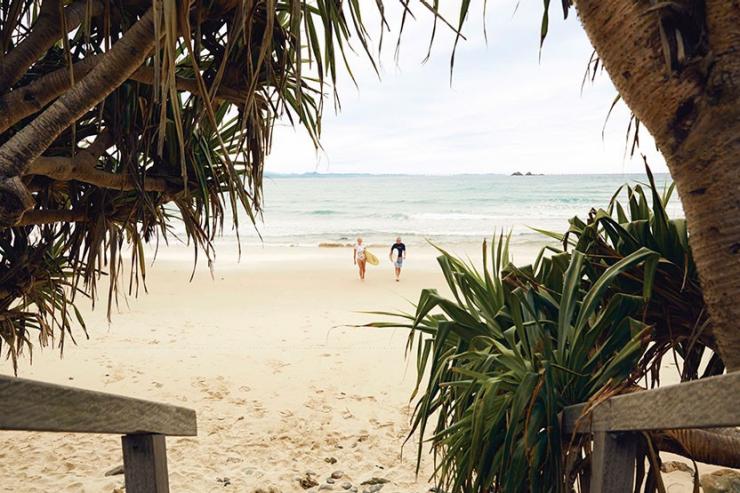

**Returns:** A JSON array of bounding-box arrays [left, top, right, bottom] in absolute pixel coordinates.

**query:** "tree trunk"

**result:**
[[0, 8, 156, 227], [574, 0, 740, 369], [0, 0, 102, 92], [655, 428, 740, 469], [0, 55, 100, 134]]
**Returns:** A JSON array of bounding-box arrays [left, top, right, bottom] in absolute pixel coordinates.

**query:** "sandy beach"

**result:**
[[0, 244, 719, 492], [0, 244, 499, 492]]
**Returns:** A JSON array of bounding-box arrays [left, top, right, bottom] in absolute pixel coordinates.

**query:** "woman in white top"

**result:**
[[353, 237, 366, 280]]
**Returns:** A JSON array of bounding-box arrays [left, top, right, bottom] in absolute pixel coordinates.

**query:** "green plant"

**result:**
[[0, 0, 479, 370], [371, 171, 734, 492]]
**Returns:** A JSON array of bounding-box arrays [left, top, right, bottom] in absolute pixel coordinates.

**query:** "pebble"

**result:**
[[325, 457, 338, 464], [327, 478, 336, 484], [319, 485, 334, 491], [104, 465, 124, 476], [361, 478, 389, 486], [661, 461, 694, 474], [331, 471, 345, 480], [701, 469, 740, 493], [341, 482, 352, 490], [299, 473, 319, 489]]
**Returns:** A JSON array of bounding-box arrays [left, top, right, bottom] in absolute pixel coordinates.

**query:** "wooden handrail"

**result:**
[[0, 375, 198, 493], [562, 371, 740, 434], [561, 371, 740, 493], [0, 375, 196, 436]]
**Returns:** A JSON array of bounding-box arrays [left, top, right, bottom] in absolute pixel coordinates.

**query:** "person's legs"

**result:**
[[359, 259, 366, 280], [394, 266, 400, 281]]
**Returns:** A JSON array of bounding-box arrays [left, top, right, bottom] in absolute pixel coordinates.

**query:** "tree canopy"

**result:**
[[0, 1, 480, 370]]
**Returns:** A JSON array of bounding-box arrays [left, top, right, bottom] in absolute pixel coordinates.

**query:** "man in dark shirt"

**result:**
[[389, 237, 406, 282]]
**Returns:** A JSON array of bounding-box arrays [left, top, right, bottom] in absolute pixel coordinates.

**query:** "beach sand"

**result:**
[[0, 244, 717, 492]]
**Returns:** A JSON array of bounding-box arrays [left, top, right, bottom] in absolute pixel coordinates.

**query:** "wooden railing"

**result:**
[[562, 371, 740, 493], [0, 375, 197, 493]]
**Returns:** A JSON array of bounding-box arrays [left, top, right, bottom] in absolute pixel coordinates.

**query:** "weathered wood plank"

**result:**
[[122, 434, 170, 493], [0, 375, 196, 436], [590, 431, 636, 493], [563, 371, 740, 434]]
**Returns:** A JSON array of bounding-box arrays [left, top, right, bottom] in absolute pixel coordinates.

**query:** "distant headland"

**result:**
[[511, 171, 544, 176]]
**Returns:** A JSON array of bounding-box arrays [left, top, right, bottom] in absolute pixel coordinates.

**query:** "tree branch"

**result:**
[[17, 208, 86, 226], [0, 54, 251, 134], [27, 155, 174, 193], [0, 55, 100, 134], [0, 8, 157, 226], [23, 130, 175, 193], [654, 428, 740, 469], [0, 0, 102, 92], [128, 66, 251, 106]]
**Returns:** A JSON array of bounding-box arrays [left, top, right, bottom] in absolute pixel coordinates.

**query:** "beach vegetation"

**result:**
[[371, 170, 739, 491], [0, 0, 737, 387], [0, 0, 475, 370]]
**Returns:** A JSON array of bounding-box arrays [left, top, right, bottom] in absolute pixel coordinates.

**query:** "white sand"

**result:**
[[0, 244, 712, 492]]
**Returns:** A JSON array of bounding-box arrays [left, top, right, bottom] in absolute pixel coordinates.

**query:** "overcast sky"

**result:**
[[265, 1, 667, 175]]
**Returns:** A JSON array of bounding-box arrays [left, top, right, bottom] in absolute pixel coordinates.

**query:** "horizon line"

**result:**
[[264, 171, 671, 177]]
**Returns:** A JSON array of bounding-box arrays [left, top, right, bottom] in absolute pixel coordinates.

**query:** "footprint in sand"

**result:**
[[369, 418, 394, 429], [192, 377, 231, 401], [267, 359, 291, 374], [250, 399, 267, 418], [349, 394, 377, 402], [303, 395, 332, 413]]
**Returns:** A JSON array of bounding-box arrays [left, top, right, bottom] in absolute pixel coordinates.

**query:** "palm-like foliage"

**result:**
[[371, 171, 729, 492], [0, 0, 481, 370]]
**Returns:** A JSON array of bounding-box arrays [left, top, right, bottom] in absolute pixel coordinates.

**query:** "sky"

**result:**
[[265, 1, 667, 176]]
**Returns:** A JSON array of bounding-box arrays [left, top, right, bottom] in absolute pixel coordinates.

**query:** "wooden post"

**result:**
[[590, 431, 636, 493], [122, 433, 170, 493]]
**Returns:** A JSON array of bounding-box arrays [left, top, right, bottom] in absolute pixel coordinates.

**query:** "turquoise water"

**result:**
[[227, 173, 682, 247]]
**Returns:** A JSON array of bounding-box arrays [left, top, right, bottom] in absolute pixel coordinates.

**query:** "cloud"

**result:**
[[266, 2, 667, 175]]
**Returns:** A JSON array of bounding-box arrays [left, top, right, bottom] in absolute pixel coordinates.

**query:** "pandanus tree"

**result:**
[[0, 2, 736, 372], [572, 0, 740, 373], [0, 0, 409, 368], [373, 174, 739, 491], [0, 0, 737, 488]]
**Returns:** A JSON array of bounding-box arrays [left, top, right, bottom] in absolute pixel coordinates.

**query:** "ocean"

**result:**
[[219, 173, 682, 249]]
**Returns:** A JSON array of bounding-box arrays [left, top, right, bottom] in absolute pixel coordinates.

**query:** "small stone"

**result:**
[[104, 465, 124, 477], [341, 482, 352, 490], [299, 473, 319, 489], [360, 478, 389, 486], [350, 488, 358, 493], [331, 471, 344, 480], [660, 461, 693, 475], [324, 457, 338, 464], [701, 469, 740, 493], [327, 478, 335, 484], [319, 485, 334, 491]]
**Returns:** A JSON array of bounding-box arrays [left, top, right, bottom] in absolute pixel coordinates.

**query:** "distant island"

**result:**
[[511, 171, 544, 176]]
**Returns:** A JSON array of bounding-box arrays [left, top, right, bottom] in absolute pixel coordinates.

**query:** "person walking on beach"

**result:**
[[354, 237, 367, 280], [389, 237, 406, 282]]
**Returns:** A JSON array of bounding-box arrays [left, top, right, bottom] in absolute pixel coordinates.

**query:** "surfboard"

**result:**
[[365, 250, 380, 266]]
